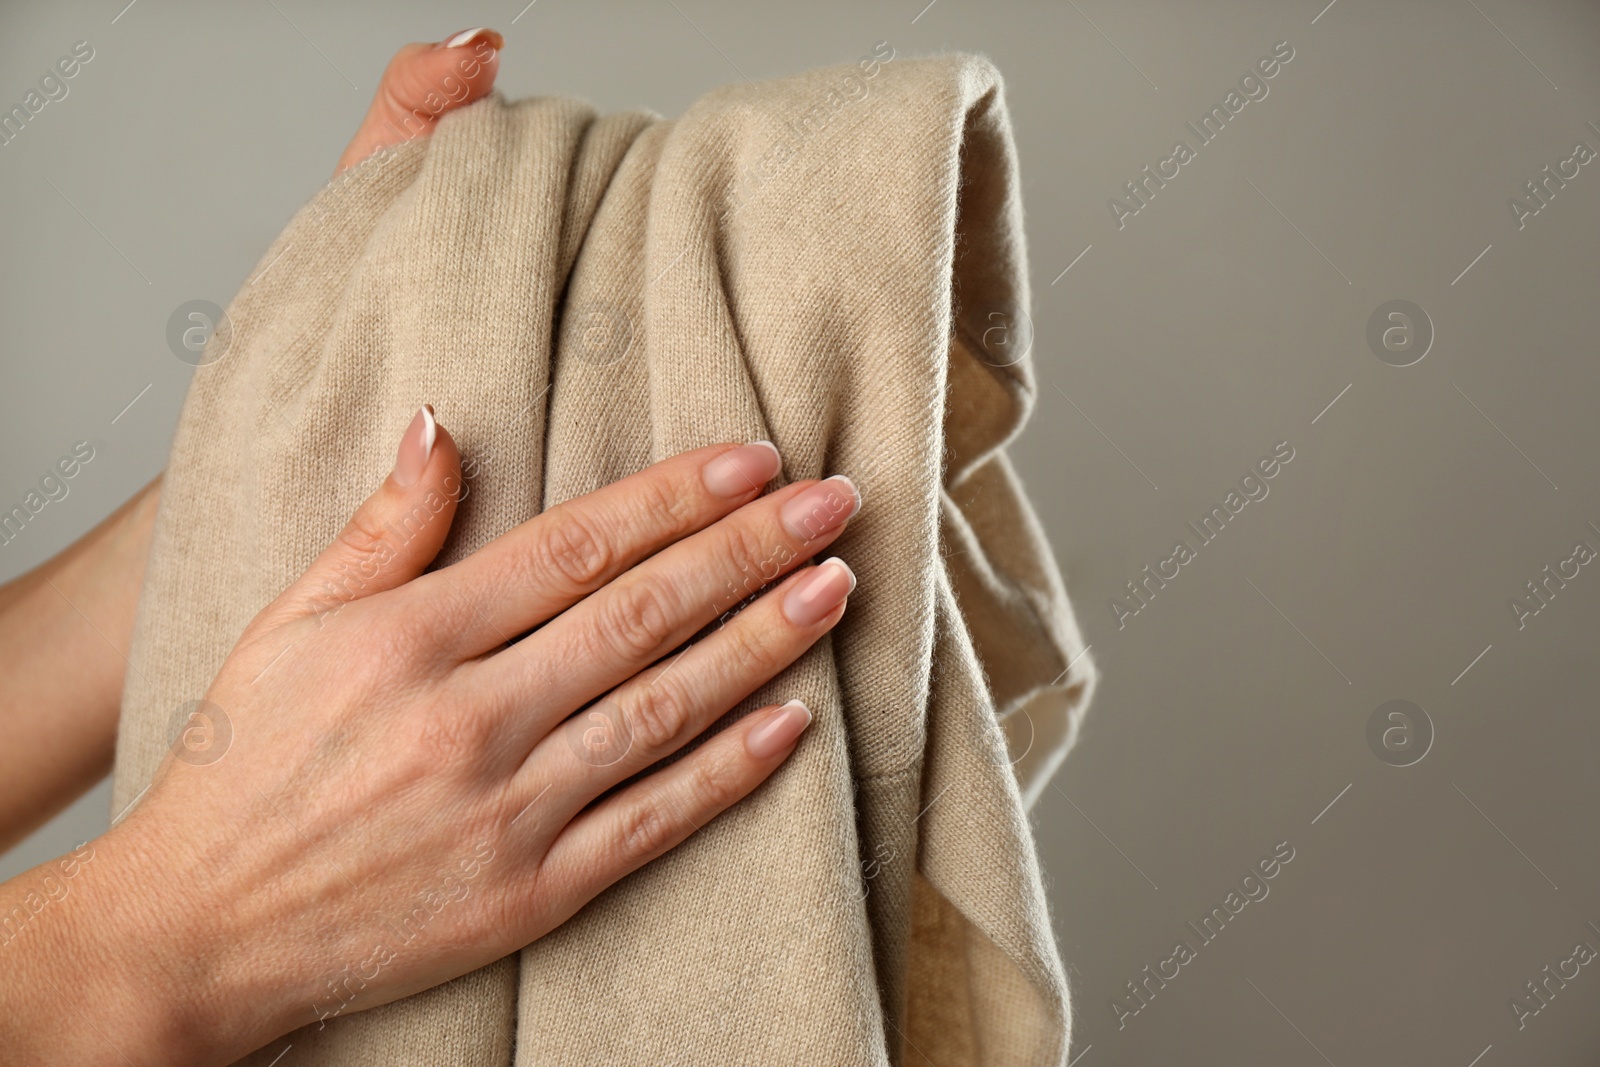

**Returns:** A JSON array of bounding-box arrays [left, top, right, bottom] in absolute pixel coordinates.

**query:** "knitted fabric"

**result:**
[[114, 52, 1097, 1066]]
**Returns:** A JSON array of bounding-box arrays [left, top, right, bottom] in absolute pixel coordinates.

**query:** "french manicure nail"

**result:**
[[779, 476, 859, 540], [703, 441, 782, 498], [746, 699, 813, 759], [783, 557, 855, 626], [442, 28, 504, 50], [393, 405, 436, 488]]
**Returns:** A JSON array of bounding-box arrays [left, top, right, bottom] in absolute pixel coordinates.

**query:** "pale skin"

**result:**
[[0, 31, 861, 1066]]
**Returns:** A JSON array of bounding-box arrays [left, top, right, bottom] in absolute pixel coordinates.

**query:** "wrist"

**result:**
[[0, 815, 268, 1066], [0, 830, 182, 1065], [83, 809, 285, 1065]]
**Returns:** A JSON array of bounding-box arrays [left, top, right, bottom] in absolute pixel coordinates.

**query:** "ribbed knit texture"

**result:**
[[113, 53, 1096, 1066]]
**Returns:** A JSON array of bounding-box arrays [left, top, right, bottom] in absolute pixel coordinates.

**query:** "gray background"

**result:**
[[3, 0, 1597, 1063]]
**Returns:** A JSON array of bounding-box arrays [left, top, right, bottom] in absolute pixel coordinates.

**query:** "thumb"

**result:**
[[333, 28, 504, 177], [278, 406, 464, 622]]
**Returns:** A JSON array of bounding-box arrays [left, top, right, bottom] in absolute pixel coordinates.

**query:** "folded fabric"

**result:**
[[114, 50, 1097, 1066]]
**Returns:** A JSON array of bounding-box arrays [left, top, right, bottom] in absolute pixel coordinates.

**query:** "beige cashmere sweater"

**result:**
[[114, 51, 1097, 1066]]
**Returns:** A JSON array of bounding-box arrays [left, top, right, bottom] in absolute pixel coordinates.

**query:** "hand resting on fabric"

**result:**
[[0, 30, 861, 1066], [0, 409, 860, 1065]]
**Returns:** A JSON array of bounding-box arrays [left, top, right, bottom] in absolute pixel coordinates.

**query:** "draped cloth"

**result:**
[[113, 51, 1097, 1066]]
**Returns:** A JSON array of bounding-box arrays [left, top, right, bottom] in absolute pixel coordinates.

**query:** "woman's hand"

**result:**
[[0, 408, 860, 1065], [332, 27, 504, 177], [3, 31, 850, 1065]]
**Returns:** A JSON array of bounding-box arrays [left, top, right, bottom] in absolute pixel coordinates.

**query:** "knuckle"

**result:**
[[405, 572, 479, 644], [535, 506, 614, 590], [598, 576, 678, 659], [626, 677, 692, 753], [714, 521, 782, 601], [376, 599, 445, 658], [335, 505, 394, 563], [719, 618, 776, 676], [685, 755, 744, 812], [631, 472, 697, 539], [616, 801, 677, 862]]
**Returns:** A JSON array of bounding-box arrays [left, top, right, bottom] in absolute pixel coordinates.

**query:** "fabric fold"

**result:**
[[115, 50, 1096, 1066]]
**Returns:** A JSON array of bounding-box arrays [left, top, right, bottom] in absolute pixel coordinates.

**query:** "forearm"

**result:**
[[0, 823, 215, 1066], [0, 476, 162, 851]]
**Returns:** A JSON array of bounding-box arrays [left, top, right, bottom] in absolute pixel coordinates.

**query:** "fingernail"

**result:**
[[442, 27, 504, 50], [779, 476, 859, 540], [746, 699, 812, 759], [703, 441, 782, 498], [393, 405, 437, 488], [783, 557, 855, 626]]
